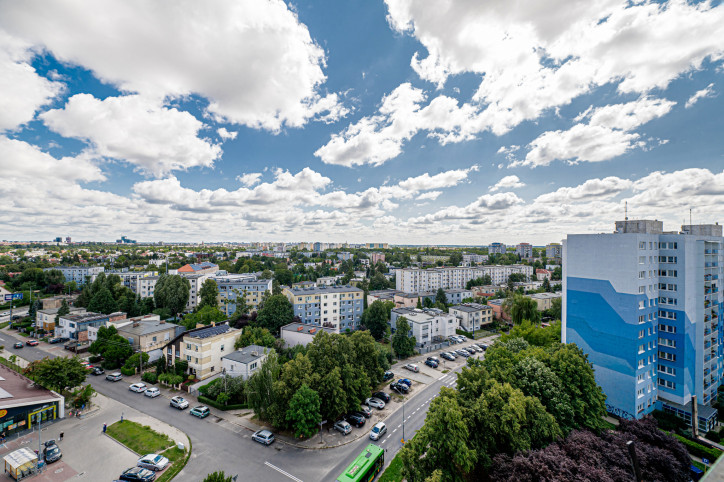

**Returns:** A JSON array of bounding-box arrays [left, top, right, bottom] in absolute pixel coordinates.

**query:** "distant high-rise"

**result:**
[[515, 243, 532, 258], [65, 236, 71, 244], [564, 220, 723, 431], [54, 237, 62, 243], [488, 242, 506, 254]]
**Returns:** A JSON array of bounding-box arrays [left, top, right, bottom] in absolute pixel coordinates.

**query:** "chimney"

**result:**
[[160, 320, 165, 324], [211, 322, 215, 327], [133, 322, 140, 327]]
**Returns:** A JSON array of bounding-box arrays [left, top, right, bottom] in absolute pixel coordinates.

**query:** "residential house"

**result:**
[[536, 269, 552, 281], [489, 242, 507, 254], [164, 323, 240, 380], [527, 292, 562, 311], [390, 307, 459, 347], [215, 274, 272, 317], [221, 344, 271, 380], [116, 315, 184, 362], [282, 285, 364, 333], [177, 262, 219, 276], [280, 322, 336, 348], [450, 303, 494, 332], [37, 306, 85, 334]]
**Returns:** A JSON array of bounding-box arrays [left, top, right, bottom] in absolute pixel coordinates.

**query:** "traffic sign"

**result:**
[[4, 293, 23, 301], [703, 458, 710, 465]]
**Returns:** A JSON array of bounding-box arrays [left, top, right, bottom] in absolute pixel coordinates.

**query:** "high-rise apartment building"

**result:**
[[44, 266, 104, 286], [488, 242, 506, 254], [546, 243, 562, 260], [564, 220, 723, 431], [282, 285, 364, 333], [515, 243, 533, 258]]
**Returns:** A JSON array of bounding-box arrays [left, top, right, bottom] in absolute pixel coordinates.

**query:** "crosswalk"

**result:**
[[438, 373, 457, 387]]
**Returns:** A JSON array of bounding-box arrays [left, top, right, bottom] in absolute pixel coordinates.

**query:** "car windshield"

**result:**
[[46, 447, 59, 455], [153, 455, 163, 463], [372, 427, 379, 433]]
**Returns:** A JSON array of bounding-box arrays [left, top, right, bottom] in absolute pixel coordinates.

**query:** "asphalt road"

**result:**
[[0, 307, 29, 322], [0, 328, 60, 361]]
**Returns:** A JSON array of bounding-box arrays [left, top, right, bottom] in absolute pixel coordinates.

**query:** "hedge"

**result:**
[[672, 433, 722, 461], [197, 395, 247, 411], [120, 367, 136, 376], [142, 372, 158, 384]]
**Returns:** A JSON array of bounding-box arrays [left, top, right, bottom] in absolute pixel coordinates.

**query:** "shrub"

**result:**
[[142, 372, 158, 384], [198, 395, 247, 411], [672, 433, 722, 461], [706, 430, 721, 443], [120, 367, 136, 376], [88, 355, 102, 363]]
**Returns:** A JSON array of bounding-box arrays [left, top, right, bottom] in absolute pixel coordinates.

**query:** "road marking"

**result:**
[[264, 462, 303, 482], [397, 424, 401, 428], [392, 428, 397, 433]]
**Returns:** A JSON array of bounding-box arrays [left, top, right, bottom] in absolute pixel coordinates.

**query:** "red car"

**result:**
[[26, 340, 39, 347]]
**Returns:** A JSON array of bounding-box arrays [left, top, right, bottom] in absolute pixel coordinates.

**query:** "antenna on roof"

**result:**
[[690, 208, 692, 227], [625, 201, 628, 221]]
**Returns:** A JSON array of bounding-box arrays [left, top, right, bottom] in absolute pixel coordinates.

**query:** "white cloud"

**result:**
[[396, 165, 478, 192], [40, 94, 221, 177], [0, 0, 344, 131], [685, 83, 715, 108], [490, 175, 525, 192], [236, 172, 262, 187], [217, 128, 237, 140], [535, 176, 633, 204], [416, 191, 442, 200], [0, 30, 64, 131]]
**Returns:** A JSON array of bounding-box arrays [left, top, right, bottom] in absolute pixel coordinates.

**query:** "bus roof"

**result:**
[[336, 444, 384, 482]]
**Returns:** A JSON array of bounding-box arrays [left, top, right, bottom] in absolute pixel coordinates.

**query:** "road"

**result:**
[[0, 307, 29, 322], [0, 328, 62, 361]]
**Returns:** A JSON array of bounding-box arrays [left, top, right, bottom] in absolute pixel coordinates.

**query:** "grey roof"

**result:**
[[222, 345, 270, 364], [661, 398, 717, 420], [445, 288, 471, 294], [451, 303, 491, 313], [287, 285, 363, 294], [281, 322, 335, 336], [118, 321, 180, 337], [187, 324, 231, 339], [528, 292, 562, 300]]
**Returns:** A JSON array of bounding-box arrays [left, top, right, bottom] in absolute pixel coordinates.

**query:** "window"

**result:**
[[639, 256, 646, 264], [639, 271, 645, 279], [639, 301, 645, 310], [220, 344, 224, 352], [658, 378, 676, 390], [658, 351, 676, 362], [639, 315, 646, 323], [658, 364, 676, 376], [639, 286, 646, 294], [658, 338, 676, 348], [638, 330, 645, 339], [658, 324, 676, 333], [639, 241, 646, 249], [186, 355, 191, 361], [638, 344, 645, 354]]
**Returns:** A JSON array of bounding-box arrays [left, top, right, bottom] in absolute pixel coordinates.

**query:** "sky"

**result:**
[[1, 0, 723, 245]]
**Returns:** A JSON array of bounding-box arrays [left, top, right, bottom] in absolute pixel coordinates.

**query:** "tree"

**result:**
[[28, 300, 39, 321], [88, 287, 118, 314], [235, 326, 275, 349], [549, 297, 562, 320], [89, 325, 134, 368], [435, 288, 448, 305], [55, 299, 70, 323], [202, 472, 234, 482], [199, 279, 219, 309], [260, 269, 273, 280], [362, 300, 389, 340], [368, 272, 389, 291], [286, 383, 322, 438], [448, 252, 463, 266], [178, 305, 225, 329], [256, 294, 294, 335], [508, 293, 540, 325], [392, 317, 416, 358], [502, 319, 561, 347], [25, 357, 87, 392], [247, 352, 281, 423], [316, 366, 347, 421], [272, 279, 282, 295], [400, 388, 477, 482], [154, 274, 191, 319], [542, 277, 551, 292], [274, 268, 293, 286]]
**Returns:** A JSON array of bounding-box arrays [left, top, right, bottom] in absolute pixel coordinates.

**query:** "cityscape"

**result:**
[[1, 1, 724, 482]]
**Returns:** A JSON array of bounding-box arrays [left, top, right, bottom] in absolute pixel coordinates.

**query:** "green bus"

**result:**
[[336, 444, 385, 482]]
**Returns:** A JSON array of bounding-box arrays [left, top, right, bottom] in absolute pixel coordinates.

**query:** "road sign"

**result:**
[[703, 458, 710, 465], [4, 293, 23, 301]]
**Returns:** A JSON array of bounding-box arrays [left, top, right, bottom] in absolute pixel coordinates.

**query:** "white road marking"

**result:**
[[392, 428, 397, 433], [397, 424, 401, 428], [265, 462, 303, 482]]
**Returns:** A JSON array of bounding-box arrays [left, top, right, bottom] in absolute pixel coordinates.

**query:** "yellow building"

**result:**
[[164, 323, 240, 380]]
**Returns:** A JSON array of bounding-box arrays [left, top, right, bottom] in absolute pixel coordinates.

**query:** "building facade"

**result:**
[[515, 243, 533, 258], [282, 285, 364, 333], [43, 266, 104, 286], [136, 276, 160, 299], [396, 265, 533, 292], [564, 220, 724, 430], [165, 323, 240, 381], [280, 322, 336, 348], [37, 306, 85, 334], [117, 315, 183, 361], [369, 252, 386, 265], [528, 292, 561, 311], [462, 253, 488, 265], [450, 303, 493, 332], [221, 345, 271, 380], [390, 307, 459, 347], [546, 243, 563, 260], [216, 274, 272, 316], [489, 242, 507, 254]]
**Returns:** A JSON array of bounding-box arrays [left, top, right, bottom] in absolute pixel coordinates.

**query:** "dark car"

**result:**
[[48, 337, 64, 344], [358, 405, 372, 418], [441, 352, 455, 361], [372, 391, 390, 403], [345, 413, 366, 427], [43, 441, 62, 464], [91, 367, 105, 376], [383, 371, 394, 382], [119, 467, 156, 481], [13, 342, 23, 349], [390, 382, 408, 394], [476, 343, 488, 351], [424, 359, 438, 368], [397, 378, 412, 387], [426, 356, 440, 364]]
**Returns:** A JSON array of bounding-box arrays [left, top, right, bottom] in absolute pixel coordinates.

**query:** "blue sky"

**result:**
[[1, 0, 723, 244]]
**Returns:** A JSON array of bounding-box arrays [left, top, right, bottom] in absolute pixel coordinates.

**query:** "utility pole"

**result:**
[[402, 396, 406, 444], [626, 440, 642, 482]]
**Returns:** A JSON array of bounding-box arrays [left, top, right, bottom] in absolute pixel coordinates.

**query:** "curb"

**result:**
[[103, 432, 141, 457]]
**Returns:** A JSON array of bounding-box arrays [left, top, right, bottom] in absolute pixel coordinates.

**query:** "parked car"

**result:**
[[404, 363, 419, 373], [13, 342, 23, 349], [43, 441, 62, 464], [390, 382, 408, 394], [129, 383, 147, 393], [372, 391, 391, 403], [119, 467, 156, 481], [476, 343, 488, 351], [383, 371, 394, 381], [448, 336, 458, 344], [252, 429, 275, 446], [365, 397, 385, 409], [358, 405, 372, 418], [144, 387, 161, 398], [48, 337, 64, 344], [465, 347, 478, 355], [26, 340, 39, 347], [170, 396, 189, 409], [137, 454, 169, 471], [347, 412, 367, 427], [441, 352, 455, 361], [455, 350, 470, 358], [369, 422, 387, 441], [334, 420, 352, 435], [106, 372, 123, 381], [427, 356, 440, 364], [397, 379, 412, 388], [190, 406, 210, 419], [90, 367, 105, 376], [424, 359, 438, 368]]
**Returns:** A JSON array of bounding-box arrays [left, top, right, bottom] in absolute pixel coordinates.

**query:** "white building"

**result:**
[[43, 266, 105, 286], [515, 243, 533, 258], [390, 307, 459, 347], [136, 276, 160, 299], [396, 265, 533, 292], [462, 254, 488, 265], [221, 345, 271, 380], [450, 303, 494, 332], [281, 322, 336, 347], [108, 270, 153, 293]]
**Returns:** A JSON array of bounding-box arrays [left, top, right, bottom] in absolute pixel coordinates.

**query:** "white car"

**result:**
[[137, 453, 169, 471], [404, 363, 419, 373], [170, 396, 189, 409], [369, 422, 387, 441], [129, 383, 147, 393], [144, 387, 161, 398], [365, 397, 385, 409]]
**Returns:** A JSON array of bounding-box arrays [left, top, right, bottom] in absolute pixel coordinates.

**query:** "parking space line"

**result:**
[[265, 462, 303, 482]]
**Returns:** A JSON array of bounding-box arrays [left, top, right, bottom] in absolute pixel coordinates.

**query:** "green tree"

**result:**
[[260, 269, 273, 280], [272, 279, 282, 295], [88, 287, 118, 314], [316, 366, 347, 421], [179, 305, 226, 329], [256, 294, 294, 335], [202, 471, 234, 482], [199, 278, 219, 309], [448, 252, 463, 266], [541, 277, 551, 292], [247, 351, 281, 423], [55, 299, 70, 323], [25, 357, 87, 392], [42, 269, 65, 291], [89, 325, 134, 368], [400, 388, 476, 482], [549, 297, 562, 320], [226, 289, 250, 319], [435, 288, 448, 305], [154, 274, 191, 320], [28, 299, 39, 321], [274, 268, 293, 286], [508, 293, 540, 325], [361, 300, 389, 340], [235, 326, 276, 349], [368, 272, 389, 291], [286, 383, 322, 438], [392, 317, 416, 358], [501, 319, 561, 347]]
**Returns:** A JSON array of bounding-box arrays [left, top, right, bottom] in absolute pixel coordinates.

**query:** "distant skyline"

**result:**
[[1, 0, 723, 244]]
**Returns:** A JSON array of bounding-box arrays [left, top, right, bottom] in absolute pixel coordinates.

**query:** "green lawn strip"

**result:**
[[379, 448, 405, 482], [157, 437, 192, 482], [106, 420, 174, 455]]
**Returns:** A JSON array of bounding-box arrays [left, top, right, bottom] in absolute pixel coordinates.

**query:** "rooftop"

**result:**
[[185, 323, 232, 339], [118, 319, 180, 337], [392, 307, 454, 323], [528, 292, 562, 300], [281, 322, 335, 336], [451, 303, 491, 312], [286, 285, 363, 294], [0, 364, 64, 406], [178, 262, 219, 273], [222, 344, 271, 364]]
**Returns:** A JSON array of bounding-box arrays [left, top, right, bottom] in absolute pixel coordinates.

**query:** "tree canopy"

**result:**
[[362, 300, 389, 340], [25, 356, 87, 392], [154, 274, 190, 319], [199, 278, 219, 309], [286, 383, 322, 438], [255, 294, 294, 335], [392, 316, 416, 358]]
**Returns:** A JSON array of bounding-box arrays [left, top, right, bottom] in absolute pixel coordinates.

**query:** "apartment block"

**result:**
[[396, 265, 533, 292], [281, 322, 336, 348], [564, 220, 724, 430], [489, 242, 507, 254], [390, 307, 459, 347], [43, 266, 104, 286], [462, 253, 488, 265], [165, 323, 240, 380], [108, 270, 153, 293], [515, 243, 533, 258], [527, 292, 561, 311], [546, 243, 563, 260], [56, 311, 126, 341], [369, 252, 386, 265], [136, 276, 160, 299], [449, 303, 493, 332], [216, 274, 272, 316], [282, 285, 364, 333], [117, 315, 184, 360]]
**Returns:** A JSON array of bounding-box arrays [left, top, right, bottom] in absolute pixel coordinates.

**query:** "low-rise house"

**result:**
[[177, 262, 219, 276], [390, 307, 459, 348], [536, 269, 552, 281], [449, 303, 493, 332], [527, 292, 562, 311], [56, 312, 127, 341], [37, 306, 85, 334], [281, 322, 336, 348], [164, 322, 240, 380], [116, 315, 184, 362], [221, 344, 271, 380], [444, 288, 472, 305]]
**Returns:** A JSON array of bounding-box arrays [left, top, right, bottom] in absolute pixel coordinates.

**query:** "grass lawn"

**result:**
[[156, 443, 190, 482], [379, 448, 405, 482], [106, 420, 174, 455]]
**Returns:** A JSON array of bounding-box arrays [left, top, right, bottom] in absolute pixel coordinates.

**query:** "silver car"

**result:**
[[137, 453, 169, 471], [369, 422, 387, 441], [252, 429, 275, 445], [365, 397, 385, 409], [334, 420, 352, 435]]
